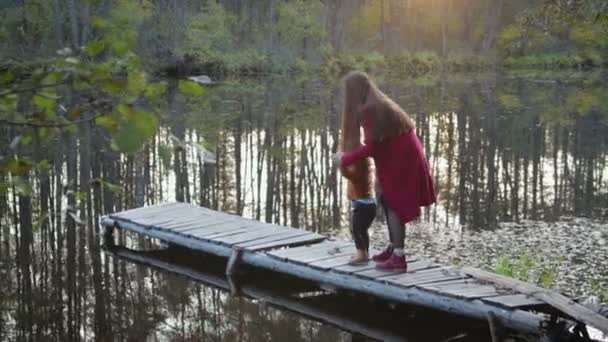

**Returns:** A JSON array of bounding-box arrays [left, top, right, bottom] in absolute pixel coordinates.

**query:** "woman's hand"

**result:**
[[332, 152, 343, 168]]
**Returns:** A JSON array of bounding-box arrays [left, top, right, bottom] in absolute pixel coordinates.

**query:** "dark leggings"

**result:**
[[351, 202, 377, 251], [380, 196, 405, 249]]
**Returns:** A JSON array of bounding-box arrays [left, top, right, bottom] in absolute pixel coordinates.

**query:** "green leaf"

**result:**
[[42, 71, 64, 85], [95, 115, 117, 131], [0, 182, 9, 193], [13, 177, 32, 196], [2, 157, 33, 176], [144, 81, 166, 99], [132, 110, 158, 138], [0, 70, 15, 84], [89, 16, 108, 29], [111, 108, 158, 153], [33, 94, 56, 113], [111, 122, 141, 153], [127, 71, 146, 94], [111, 40, 130, 56], [178, 80, 205, 97], [0, 94, 17, 109], [102, 78, 127, 94], [117, 103, 136, 118], [85, 40, 106, 58]]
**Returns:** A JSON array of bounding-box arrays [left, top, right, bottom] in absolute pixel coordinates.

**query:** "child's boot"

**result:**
[[349, 249, 369, 265]]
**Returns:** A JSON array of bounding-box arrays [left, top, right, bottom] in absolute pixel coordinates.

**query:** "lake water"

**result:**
[[1, 70, 607, 340]]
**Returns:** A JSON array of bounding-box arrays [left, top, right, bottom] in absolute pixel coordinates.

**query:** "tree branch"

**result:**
[[0, 82, 67, 98], [0, 112, 103, 128]]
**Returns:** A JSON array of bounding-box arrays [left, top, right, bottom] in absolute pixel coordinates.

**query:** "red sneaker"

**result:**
[[371, 246, 393, 262], [375, 254, 407, 272]]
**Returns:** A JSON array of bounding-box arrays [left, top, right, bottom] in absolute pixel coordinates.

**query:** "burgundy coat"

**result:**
[[341, 114, 436, 223]]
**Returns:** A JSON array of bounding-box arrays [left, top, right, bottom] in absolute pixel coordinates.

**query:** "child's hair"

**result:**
[[343, 71, 415, 142]]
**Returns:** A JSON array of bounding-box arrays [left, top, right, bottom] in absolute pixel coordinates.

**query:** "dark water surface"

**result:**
[[1, 71, 607, 341]]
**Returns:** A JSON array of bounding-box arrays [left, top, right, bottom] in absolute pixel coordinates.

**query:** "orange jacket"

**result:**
[[340, 158, 373, 200]]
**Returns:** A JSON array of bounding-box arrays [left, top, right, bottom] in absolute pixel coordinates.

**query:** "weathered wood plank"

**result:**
[[333, 263, 376, 275], [421, 281, 502, 299], [384, 267, 465, 287], [216, 228, 301, 245], [307, 254, 358, 270], [288, 245, 356, 264], [166, 215, 235, 231], [110, 202, 181, 219], [268, 241, 351, 260], [481, 294, 545, 308], [186, 223, 265, 238], [354, 267, 406, 279], [463, 267, 608, 334], [246, 233, 326, 251]]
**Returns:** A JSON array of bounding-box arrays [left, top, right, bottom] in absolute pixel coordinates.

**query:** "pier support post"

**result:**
[[226, 247, 243, 276], [102, 219, 115, 246], [486, 311, 504, 342], [227, 275, 242, 296]]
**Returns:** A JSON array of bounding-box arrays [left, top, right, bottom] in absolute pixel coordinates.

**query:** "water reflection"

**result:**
[[167, 71, 608, 230], [1, 71, 608, 340]]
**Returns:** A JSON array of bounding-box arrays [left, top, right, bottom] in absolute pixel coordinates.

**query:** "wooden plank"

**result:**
[[482, 294, 545, 309], [307, 254, 357, 270], [384, 267, 465, 287], [215, 227, 299, 245], [421, 281, 502, 299], [289, 244, 356, 264], [192, 224, 267, 239], [246, 233, 326, 251], [354, 267, 406, 279], [185, 221, 265, 238], [110, 202, 181, 219], [163, 214, 230, 231], [237, 231, 313, 249], [180, 221, 266, 239], [463, 267, 608, 334], [268, 241, 351, 260], [332, 263, 376, 275]]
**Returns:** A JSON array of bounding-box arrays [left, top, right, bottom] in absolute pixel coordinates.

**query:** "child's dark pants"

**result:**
[[351, 201, 377, 251]]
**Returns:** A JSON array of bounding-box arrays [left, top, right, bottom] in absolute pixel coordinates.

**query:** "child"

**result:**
[[338, 76, 377, 265], [333, 71, 436, 272]]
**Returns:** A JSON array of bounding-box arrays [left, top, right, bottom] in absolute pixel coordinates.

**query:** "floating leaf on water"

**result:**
[[178, 80, 205, 97]]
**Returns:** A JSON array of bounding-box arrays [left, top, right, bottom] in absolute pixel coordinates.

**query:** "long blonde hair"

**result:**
[[343, 71, 415, 143]]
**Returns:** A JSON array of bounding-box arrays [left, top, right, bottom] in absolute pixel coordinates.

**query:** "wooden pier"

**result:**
[[101, 202, 608, 340]]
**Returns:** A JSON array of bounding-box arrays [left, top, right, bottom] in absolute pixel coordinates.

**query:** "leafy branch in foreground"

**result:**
[[0, 14, 205, 191]]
